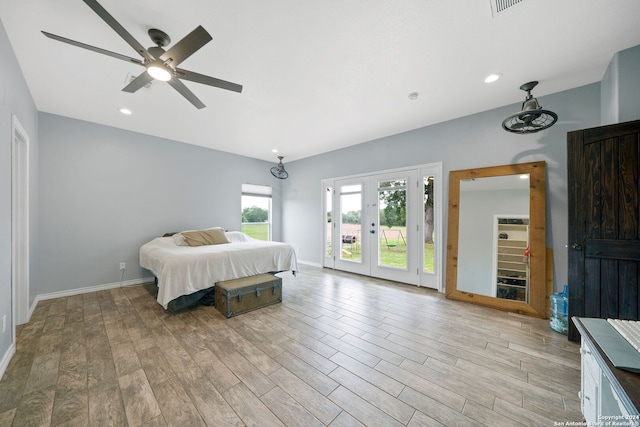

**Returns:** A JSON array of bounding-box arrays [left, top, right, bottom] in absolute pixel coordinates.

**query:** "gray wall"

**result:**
[[601, 50, 619, 125], [0, 19, 38, 366], [602, 45, 640, 124], [617, 45, 640, 123], [37, 113, 281, 295], [282, 82, 603, 292]]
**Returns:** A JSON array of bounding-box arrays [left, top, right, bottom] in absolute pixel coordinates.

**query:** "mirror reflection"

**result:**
[[457, 175, 530, 301], [445, 161, 546, 318]]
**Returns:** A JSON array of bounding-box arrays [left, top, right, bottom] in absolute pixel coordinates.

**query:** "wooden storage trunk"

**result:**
[[215, 273, 282, 318]]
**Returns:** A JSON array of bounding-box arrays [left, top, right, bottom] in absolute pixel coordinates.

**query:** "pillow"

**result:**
[[182, 228, 230, 246], [172, 233, 189, 246], [225, 231, 254, 242], [172, 227, 225, 246]]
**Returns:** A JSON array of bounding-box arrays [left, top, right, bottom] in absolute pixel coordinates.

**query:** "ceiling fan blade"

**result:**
[[176, 68, 243, 93], [160, 26, 212, 67], [42, 31, 143, 65], [82, 0, 154, 62], [167, 79, 206, 109], [122, 71, 153, 93]]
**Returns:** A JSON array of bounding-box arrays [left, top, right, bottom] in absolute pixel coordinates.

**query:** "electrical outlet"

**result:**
[[119, 262, 126, 271], [2, 315, 6, 333]]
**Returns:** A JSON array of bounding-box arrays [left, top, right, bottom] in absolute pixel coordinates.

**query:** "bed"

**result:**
[[139, 229, 298, 309]]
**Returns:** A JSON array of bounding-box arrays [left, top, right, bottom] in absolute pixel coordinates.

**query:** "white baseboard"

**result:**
[[27, 276, 155, 322], [297, 259, 322, 268], [0, 342, 16, 380]]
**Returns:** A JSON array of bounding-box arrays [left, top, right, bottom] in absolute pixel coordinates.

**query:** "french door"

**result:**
[[323, 163, 442, 289]]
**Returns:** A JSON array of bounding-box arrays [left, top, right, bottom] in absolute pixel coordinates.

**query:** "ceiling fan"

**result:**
[[42, 0, 243, 109], [502, 81, 557, 134], [270, 156, 289, 179]]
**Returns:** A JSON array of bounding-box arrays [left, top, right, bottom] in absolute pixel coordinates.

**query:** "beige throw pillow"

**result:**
[[182, 229, 230, 246]]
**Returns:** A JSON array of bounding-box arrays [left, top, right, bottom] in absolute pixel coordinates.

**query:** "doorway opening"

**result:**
[[12, 114, 30, 333]]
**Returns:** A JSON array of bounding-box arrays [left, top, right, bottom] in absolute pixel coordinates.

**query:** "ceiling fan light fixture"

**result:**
[[42, 0, 243, 109], [147, 64, 172, 81]]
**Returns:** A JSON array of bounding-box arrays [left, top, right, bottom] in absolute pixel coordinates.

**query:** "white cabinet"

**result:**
[[580, 338, 600, 421], [576, 318, 640, 424]]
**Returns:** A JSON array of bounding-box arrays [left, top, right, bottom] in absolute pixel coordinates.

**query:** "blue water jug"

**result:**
[[550, 284, 568, 334]]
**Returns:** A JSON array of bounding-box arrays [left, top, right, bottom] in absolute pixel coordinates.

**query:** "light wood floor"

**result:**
[[0, 266, 582, 426]]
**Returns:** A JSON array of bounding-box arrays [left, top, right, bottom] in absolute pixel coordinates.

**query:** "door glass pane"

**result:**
[[340, 184, 361, 262], [423, 175, 435, 273], [378, 180, 407, 269], [325, 187, 332, 257]]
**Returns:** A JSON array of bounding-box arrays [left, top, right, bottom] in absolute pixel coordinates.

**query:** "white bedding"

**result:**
[[140, 231, 298, 308]]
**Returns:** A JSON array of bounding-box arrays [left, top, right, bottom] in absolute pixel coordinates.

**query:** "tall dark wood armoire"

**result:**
[[568, 119, 640, 342]]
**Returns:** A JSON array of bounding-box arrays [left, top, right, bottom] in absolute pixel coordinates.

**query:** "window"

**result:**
[[241, 184, 272, 241]]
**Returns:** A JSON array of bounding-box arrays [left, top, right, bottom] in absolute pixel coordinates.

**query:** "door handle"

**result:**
[[370, 230, 375, 234], [571, 243, 583, 251]]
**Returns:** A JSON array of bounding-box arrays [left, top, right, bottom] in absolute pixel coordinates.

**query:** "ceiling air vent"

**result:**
[[125, 73, 151, 90], [490, 0, 524, 17]]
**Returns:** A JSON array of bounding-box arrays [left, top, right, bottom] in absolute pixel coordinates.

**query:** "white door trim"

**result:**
[[11, 114, 30, 329]]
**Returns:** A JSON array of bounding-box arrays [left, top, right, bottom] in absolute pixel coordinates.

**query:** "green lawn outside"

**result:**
[[340, 225, 435, 272], [241, 223, 269, 240]]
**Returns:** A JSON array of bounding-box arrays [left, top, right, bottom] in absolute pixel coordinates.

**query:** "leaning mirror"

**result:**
[[445, 161, 546, 318]]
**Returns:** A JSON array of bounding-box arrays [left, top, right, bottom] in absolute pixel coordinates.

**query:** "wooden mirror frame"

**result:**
[[445, 161, 547, 318]]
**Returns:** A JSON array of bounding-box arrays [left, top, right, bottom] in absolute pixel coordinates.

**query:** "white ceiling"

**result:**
[[2, 0, 640, 162]]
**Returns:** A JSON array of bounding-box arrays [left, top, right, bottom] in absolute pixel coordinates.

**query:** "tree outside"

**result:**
[[376, 178, 435, 273], [242, 206, 268, 223], [423, 176, 434, 244]]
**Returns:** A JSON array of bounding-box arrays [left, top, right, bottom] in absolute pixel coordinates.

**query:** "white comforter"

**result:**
[[139, 231, 298, 308]]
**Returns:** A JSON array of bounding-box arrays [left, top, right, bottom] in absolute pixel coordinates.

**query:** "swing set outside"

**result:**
[[381, 229, 406, 251]]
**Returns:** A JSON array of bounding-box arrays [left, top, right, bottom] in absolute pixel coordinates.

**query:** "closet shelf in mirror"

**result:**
[[498, 224, 528, 232], [496, 218, 529, 302]]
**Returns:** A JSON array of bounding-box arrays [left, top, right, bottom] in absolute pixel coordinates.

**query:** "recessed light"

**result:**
[[272, 149, 278, 153], [119, 108, 132, 115], [408, 92, 419, 101], [484, 73, 502, 83]]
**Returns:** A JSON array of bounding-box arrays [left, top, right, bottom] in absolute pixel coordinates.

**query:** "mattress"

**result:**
[[139, 231, 297, 308]]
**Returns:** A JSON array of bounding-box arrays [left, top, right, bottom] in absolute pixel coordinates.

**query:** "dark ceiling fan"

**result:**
[[502, 81, 557, 134], [42, 0, 242, 109], [270, 156, 289, 179]]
